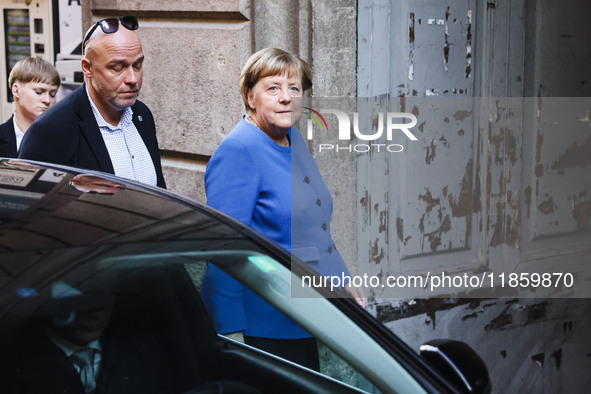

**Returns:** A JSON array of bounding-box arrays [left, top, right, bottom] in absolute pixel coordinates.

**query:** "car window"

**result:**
[[99, 249, 420, 392], [177, 252, 423, 393], [183, 257, 381, 393], [0, 263, 207, 393], [318, 342, 382, 394]]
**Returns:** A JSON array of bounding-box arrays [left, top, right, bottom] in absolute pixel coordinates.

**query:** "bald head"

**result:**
[[81, 20, 145, 124], [84, 23, 142, 61]]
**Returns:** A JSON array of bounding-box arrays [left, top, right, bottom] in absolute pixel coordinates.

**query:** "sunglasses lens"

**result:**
[[120, 16, 139, 31], [83, 16, 139, 50], [99, 18, 120, 34]]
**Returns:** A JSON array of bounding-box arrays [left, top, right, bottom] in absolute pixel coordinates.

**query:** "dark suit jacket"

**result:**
[[0, 115, 17, 158], [18, 86, 166, 188], [3, 323, 180, 394]]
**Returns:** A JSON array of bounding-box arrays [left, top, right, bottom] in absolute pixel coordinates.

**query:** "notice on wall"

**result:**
[[58, 0, 82, 55]]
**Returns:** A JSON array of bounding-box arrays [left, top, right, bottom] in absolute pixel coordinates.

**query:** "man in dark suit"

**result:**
[[3, 283, 180, 394], [7, 323, 178, 394], [0, 57, 60, 158], [19, 16, 166, 188]]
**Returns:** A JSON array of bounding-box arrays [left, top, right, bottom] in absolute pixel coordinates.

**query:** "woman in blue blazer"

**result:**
[[202, 48, 364, 371]]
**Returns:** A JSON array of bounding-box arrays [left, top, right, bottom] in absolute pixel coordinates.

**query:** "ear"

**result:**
[[11, 83, 19, 98], [81, 57, 92, 79], [247, 90, 255, 110]]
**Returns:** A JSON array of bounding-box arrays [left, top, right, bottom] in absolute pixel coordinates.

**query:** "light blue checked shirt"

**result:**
[[86, 89, 157, 186]]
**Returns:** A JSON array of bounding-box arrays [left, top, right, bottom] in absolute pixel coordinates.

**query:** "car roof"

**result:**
[[0, 159, 278, 253], [0, 159, 290, 312]]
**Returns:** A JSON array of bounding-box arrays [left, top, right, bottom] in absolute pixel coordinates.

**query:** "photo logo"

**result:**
[[303, 107, 328, 131], [304, 108, 419, 153]]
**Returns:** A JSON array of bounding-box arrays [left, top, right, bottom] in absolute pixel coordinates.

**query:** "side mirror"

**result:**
[[420, 339, 491, 394]]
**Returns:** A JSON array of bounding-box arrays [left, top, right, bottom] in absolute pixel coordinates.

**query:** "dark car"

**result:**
[[0, 159, 490, 394]]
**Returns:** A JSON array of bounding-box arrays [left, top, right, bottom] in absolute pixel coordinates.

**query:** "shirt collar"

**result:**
[[45, 326, 101, 357], [86, 86, 134, 131], [12, 116, 24, 151]]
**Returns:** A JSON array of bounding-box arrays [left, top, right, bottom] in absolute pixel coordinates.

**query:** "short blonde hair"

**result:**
[[240, 48, 312, 112], [8, 57, 61, 88]]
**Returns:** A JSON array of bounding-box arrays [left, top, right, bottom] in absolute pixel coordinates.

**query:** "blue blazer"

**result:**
[[18, 86, 166, 188], [0, 116, 17, 158], [202, 119, 351, 339]]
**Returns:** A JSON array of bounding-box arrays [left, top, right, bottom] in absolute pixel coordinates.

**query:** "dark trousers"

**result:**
[[244, 336, 320, 371]]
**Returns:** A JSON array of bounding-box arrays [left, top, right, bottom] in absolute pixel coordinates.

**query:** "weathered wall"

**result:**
[[374, 298, 591, 392], [358, 0, 591, 392]]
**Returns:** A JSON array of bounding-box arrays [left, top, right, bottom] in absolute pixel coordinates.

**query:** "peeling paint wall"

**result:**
[[370, 298, 591, 392], [358, 0, 591, 392]]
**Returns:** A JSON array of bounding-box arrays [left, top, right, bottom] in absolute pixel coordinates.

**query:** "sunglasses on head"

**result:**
[[83, 16, 139, 50]]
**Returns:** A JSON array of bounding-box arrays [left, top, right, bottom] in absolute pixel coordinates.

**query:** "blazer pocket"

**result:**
[[290, 246, 320, 263]]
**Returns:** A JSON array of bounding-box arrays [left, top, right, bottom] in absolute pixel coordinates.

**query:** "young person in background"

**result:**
[[0, 57, 60, 158]]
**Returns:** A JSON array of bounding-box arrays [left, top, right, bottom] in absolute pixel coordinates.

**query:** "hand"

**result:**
[[345, 284, 367, 308], [223, 331, 245, 343]]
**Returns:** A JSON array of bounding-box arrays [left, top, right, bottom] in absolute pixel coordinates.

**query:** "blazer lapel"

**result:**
[[77, 88, 115, 174], [133, 107, 166, 188], [79, 117, 114, 173], [133, 111, 159, 168]]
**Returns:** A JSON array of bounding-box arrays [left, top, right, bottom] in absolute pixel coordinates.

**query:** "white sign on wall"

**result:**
[[58, 0, 82, 55]]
